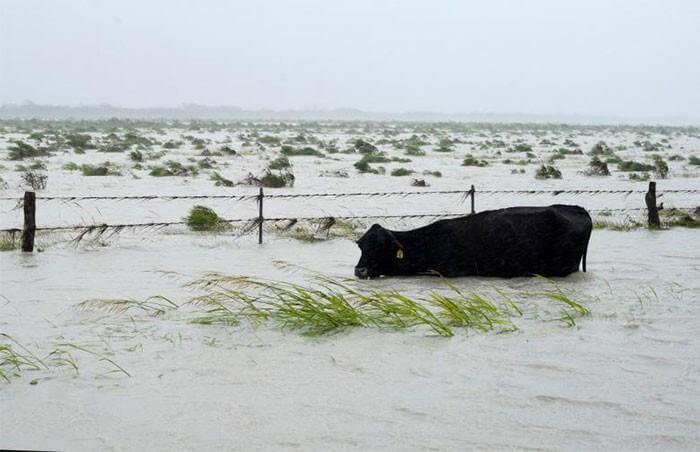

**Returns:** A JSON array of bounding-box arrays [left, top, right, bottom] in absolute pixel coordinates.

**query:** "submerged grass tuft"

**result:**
[[177, 274, 590, 336], [185, 205, 232, 232]]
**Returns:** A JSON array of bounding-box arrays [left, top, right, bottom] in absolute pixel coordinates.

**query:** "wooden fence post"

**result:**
[[470, 185, 476, 214], [22, 191, 36, 252], [258, 187, 264, 244], [645, 181, 660, 228]]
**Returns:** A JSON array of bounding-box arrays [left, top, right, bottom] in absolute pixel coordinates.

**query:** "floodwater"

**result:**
[[1, 230, 699, 451], [1, 123, 699, 450]]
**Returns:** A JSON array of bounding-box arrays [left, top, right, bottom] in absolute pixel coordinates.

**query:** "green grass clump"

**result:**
[[210, 171, 234, 187], [628, 172, 650, 181], [688, 155, 700, 166], [179, 274, 590, 336], [462, 154, 488, 167], [434, 138, 455, 152], [1, 333, 129, 383], [77, 295, 178, 317], [509, 143, 533, 153], [81, 162, 121, 176], [0, 232, 19, 251], [63, 162, 80, 171], [149, 160, 198, 177], [185, 205, 232, 232], [618, 160, 654, 172], [354, 139, 378, 154], [280, 145, 324, 157], [660, 208, 700, 228], [354, 153, 390, 173], [557, 147, 583, 155], [260, 170, 295, 188], [592, 219, 642, 231], [390, 167, 414, 176], [0, 334, 44, 383], [268, 156, 291, 170], [535, 165, 562, 179], [404, 145, 426, 156]]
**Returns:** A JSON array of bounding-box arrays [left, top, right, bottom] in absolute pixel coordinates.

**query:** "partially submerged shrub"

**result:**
[[404, 145, 426, 156], [354, 139, 378, 154], [149, 160, 198, 177], [535, 165, 562, 179], [185, 205, 232, 232], [210, 172, 234, 187], [15, 160, 46, 171], [688, 156, 700, 166], [260, 170, 295, 188], [65, 133, 94, 151], [354, 159, 377, 174], [510, 143, 533, 153], [434, 138, 455, 152], [660, 208, 700, 228], [390, 167, 414, 176], [21, 171, 48, 190], [589, 141, 613, 156], [652, 154, 669, 178], [81, 162, 121, 176], [220, 145, 237, 155], [8, 141, 49, 160], [618, 160, 654, 172], [280, 145, 324, 157], [462, 154, 488, 167], [129, 150, 144, 162], [162, 140, 181, 149], [411, 178, 428, 187], [268, 156, 291, 170], [557, 147, 583, 155], [354, 153, 390, 173], [585, 156, 610, 176], [628, 172, 650, 181]]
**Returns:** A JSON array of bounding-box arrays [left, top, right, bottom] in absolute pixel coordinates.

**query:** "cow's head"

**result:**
[[354, 224, 405, 279]]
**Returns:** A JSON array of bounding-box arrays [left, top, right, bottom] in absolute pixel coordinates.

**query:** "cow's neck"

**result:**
[[392, 230, 432, 273]]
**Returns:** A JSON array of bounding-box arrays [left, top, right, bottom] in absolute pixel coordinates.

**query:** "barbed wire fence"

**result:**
[[2, 182, 698, 251]]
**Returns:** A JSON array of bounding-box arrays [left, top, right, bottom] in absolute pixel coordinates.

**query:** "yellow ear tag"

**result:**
[[396, 249, 404, 259]]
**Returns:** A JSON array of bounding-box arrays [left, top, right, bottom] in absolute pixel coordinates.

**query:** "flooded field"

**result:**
[[1, 120, 699, 450]]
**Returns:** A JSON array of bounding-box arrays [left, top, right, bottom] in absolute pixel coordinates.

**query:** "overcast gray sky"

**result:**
[[1, 0, 699, 117]]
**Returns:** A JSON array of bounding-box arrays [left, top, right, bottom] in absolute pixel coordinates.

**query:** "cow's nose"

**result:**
[[354, 267, 369, 279]]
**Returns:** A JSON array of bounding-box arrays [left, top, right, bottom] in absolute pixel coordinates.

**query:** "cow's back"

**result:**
[[453, 205, 590, 277]]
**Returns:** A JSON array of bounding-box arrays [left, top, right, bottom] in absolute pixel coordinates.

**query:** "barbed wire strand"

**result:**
[[3, 206, 696, 235], [1, 188, 699, 202]]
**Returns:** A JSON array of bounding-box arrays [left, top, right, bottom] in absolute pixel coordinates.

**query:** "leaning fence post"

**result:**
[[645, 181, 660, 229], [22, 191, 36, 252], [257, 187, 264, 244], [470, 184, 476, 214]]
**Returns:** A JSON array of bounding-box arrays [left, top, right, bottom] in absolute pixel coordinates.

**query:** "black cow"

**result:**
[[354, 204, 592, 279]]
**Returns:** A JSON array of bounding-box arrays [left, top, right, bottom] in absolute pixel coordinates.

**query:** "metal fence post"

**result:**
[[470, 185, 475, 214], [22, 191, 36, 252], [645, 181, 660, 228], [258, 187, 264, 244]]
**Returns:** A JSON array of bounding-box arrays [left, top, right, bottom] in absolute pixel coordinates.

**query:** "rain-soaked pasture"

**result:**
[[1, 119, 699, 450]]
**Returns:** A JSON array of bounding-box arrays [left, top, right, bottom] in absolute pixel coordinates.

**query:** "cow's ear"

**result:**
[[385, 230, 404, 255]]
